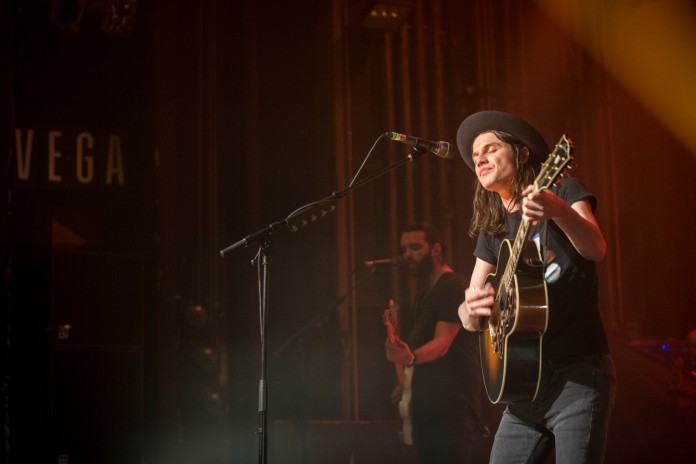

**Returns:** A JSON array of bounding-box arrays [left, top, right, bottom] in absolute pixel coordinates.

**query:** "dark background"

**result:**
[[2, 0, 696, 463]]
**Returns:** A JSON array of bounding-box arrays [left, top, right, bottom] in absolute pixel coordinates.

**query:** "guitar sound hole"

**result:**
[[490, 286, 516, 359], [495, 326, 504, 359], [504, 287, 516, 329]]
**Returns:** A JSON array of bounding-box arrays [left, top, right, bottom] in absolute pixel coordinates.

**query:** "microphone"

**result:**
[[364, 257, 403, 268], [387, 132, 454, 159]]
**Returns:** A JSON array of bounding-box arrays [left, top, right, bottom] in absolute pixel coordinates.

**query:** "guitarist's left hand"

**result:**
[[521, 185, 567, 223], [385, 335, 415, 366]]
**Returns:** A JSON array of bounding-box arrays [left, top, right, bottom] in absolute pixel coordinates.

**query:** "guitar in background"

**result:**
[[384, 298, 413, 445]]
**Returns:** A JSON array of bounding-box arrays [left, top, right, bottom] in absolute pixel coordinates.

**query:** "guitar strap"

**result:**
[[541, 220, 550, 264], [540, 183, 562, 265]]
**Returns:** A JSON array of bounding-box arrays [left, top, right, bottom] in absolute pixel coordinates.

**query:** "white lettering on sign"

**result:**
[[48, 130, 62, 182], [15, 128, 33, 180], [14, 128, 126, 186], [76, 132, 94, 183], [106, 134, 124, 185]]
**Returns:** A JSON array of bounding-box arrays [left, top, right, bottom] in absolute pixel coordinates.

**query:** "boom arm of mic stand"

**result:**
[[336, 146, 426, 195], [218, 220, 286, 257], [217, 145, 426, 257]]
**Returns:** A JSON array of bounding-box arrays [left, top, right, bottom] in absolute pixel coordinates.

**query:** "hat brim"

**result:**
[[456, 110, 549, 171]]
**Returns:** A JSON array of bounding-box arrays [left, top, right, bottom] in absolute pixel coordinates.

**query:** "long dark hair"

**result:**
[[468, 130, 537, 237]]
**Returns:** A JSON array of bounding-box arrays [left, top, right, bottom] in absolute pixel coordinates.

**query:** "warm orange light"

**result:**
[[536, 0, 696, 157]]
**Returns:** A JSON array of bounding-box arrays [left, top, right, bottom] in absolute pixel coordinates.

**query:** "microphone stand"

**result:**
[[218, 146, 429, 464]]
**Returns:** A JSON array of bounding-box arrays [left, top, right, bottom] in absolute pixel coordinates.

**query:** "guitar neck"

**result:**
[[501, 217, 533, 293], [500, 177, 547, 292]]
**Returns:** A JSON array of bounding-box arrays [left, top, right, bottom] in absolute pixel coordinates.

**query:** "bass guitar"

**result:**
[[480, 134, 574, 404], [384, 299, 413, 445]]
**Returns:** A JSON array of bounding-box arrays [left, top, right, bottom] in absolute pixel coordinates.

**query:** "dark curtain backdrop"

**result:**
[[3, 0, 695, 463]]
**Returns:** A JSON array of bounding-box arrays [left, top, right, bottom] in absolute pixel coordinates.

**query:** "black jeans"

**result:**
[[489, 354, 616, 464]]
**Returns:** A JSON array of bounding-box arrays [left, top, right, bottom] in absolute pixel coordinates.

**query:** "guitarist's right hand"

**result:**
[[459, 282, 495, 331]]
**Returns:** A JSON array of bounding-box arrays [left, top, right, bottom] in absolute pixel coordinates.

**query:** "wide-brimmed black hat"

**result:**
[[456, 110, 549, 171]]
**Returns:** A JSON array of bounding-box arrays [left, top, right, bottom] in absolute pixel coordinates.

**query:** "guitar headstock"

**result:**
[[534, 134, 575, 192]]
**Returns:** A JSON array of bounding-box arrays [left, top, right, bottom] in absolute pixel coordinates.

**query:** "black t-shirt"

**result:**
[[474, 177, 610, 361], [405, 272, 483, 423]]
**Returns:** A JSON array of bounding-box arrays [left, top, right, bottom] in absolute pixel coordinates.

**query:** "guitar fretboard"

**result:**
[[500, 217, 532, 299], [493, 134, 573, 312]]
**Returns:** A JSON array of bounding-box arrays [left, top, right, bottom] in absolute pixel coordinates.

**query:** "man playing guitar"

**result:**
[[385, 222, 488, 463], [456, 111, 616, 464]]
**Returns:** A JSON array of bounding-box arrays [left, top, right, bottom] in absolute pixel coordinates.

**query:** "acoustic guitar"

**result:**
[[480, 134, 573, 404]]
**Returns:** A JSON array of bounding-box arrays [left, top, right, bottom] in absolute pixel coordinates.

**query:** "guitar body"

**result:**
[[397, 365, 413, 445], [479, 238, 549, 404]]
